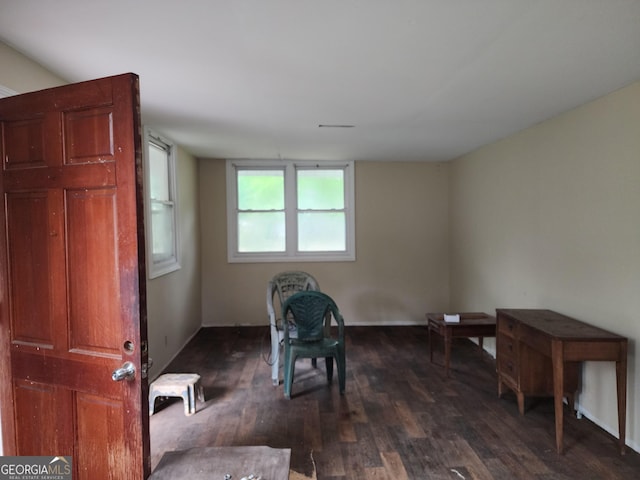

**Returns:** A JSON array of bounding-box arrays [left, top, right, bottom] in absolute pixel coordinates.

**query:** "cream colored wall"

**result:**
[[199, 159, 450, 327], [450, 81, 640, 451], [146, 146, 202, 379], [0, 41, 66, 92]]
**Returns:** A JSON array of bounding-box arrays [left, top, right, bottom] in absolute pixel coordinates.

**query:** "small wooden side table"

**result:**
[[426, 312, 496, 377]]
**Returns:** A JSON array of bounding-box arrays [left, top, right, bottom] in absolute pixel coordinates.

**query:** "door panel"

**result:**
[[3, 116, 47, 168], [66, 188, 120, 354], [64, 106, 115, 163], [76, 392, 128, 478], [14, 381, 73, 455], [6, 192, 52, 345], [0, 74, 150, 479]]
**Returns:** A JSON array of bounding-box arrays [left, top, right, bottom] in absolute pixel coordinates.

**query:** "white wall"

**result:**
[[199, 159, 450, 327], [146, 146, 202, 378], [449, 81, 640, 451]]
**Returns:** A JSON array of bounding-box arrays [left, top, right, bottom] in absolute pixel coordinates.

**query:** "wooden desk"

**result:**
[[496, 309, 628, 455], [426, 312, 496, 377]]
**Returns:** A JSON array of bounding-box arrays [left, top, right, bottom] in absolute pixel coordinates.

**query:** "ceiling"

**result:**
[[1, 1, 640, 162]]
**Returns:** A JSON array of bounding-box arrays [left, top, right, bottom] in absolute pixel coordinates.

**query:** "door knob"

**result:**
[[112, 361, 136, 381]]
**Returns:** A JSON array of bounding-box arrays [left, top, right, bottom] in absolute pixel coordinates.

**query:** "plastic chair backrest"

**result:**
[[267, 271, 320, 325], [283, 291, 342, 342], [273, 271, 319, 303]]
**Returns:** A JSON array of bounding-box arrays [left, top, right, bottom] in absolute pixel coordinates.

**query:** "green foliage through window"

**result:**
[[238, 169, 284, 210], [227, 159, 355, 262]]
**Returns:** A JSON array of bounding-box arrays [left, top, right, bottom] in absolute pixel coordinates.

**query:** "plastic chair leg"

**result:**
[[337, 353, 346, 394], [284, 350, 296, 399], [325, 356, 334, 384], [270, 326, 280, 386]]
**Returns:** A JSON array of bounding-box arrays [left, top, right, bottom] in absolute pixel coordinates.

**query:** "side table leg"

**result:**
[[616, 341, 628, 455], [428, 324, 434, 364], [444, 327, 452, 377]]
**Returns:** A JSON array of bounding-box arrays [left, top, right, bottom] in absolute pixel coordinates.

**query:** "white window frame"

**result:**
[[226, 159, 355, 263], [143, 127, 181, 278]]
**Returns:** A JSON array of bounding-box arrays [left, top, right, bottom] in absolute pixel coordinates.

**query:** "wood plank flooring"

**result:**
[[150, 326, 640, 479]]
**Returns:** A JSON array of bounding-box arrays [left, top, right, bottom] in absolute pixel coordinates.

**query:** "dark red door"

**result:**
[[0, 74, 150, 479]]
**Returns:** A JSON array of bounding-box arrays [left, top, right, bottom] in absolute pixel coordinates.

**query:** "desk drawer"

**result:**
[[497, 332, 516, 359], [497, 355, 518, 385], [497, 331, 518, 385], [498, 316, 518, 337]]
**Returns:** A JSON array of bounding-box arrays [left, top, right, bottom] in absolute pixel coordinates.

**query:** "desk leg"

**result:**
[[479, 337, 484, 358], [617, 341, 628, 455], [551, 339, 564, 454]]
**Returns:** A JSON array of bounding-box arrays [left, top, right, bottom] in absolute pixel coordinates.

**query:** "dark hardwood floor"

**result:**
[[149, 326, 640, 479]]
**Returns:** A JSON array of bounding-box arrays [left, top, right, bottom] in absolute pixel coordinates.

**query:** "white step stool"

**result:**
[[149, 373, 204, 416]]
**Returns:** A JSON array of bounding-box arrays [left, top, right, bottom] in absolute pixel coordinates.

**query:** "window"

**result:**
[[227, 159, 355, 262], [144, 127, 180, 277]]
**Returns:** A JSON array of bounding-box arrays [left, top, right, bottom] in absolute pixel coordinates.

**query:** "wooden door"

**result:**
[[0, 74, 150, 479]]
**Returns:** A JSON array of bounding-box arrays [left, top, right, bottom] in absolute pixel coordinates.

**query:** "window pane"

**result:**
[[297, 169, 344, 209], [298, 212, 346, 251], [238, 212, 285, 252], [149, 142, 170, 201], [238, 170, 284, 210], [151, 202, 175, 261], [145, 128, 180, 278]]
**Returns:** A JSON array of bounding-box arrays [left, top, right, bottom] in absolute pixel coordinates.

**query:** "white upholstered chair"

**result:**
[[267, 271, 320, 385]]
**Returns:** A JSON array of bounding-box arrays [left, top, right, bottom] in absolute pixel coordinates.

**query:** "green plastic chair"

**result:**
[[267, 271, 321, 386], [282, 291, 346, 399]]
